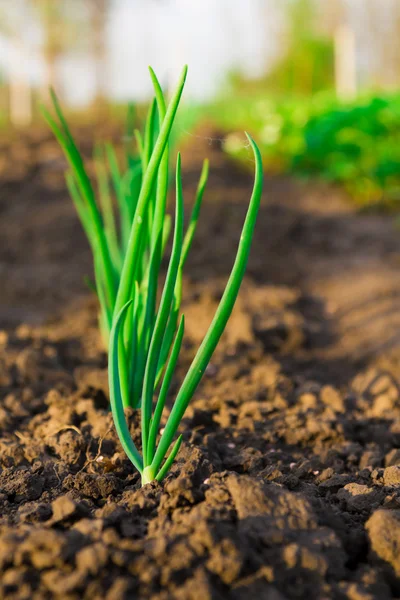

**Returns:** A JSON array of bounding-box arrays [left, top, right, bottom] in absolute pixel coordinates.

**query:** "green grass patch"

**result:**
[[212, 91, 400, 208]]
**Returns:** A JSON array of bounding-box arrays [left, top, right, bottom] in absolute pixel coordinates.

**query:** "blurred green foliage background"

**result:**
[[1, 0, 400, 209], [215, 93, 400, 208], [208, 0, 400, 208]]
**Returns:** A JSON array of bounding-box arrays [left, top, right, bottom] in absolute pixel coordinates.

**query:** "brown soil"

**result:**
[[1, 125, 400, 599]]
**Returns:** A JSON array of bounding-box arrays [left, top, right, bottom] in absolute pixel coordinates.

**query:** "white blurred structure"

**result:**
[[0, 0, 283, 108], [0, 0, 399, 116], [334, 24, 357, 100], [105, 0, 282, 104], [9, 38, 32, 126]]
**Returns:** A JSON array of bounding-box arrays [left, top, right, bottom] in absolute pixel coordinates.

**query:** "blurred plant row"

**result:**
[[214, 92, 400, 208]]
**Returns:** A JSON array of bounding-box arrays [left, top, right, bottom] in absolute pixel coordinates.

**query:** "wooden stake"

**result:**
[[334, 24, 357, 100], [9, 38, 32, 127]]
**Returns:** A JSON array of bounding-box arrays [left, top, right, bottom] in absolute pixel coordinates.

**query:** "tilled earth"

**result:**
[[1, 125, 400, 599]]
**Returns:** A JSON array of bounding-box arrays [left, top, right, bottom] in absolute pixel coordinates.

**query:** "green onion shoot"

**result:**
[[44, 66, 263, 486]]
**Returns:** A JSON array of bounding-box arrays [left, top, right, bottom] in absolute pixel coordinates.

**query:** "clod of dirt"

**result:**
[[383, 466, 400, 487], [50, 495, 88, 524], [0, 468, 44, 502], [76, 542, 109, 576], [366, 509, 400, 581], [337, 483, 383, 513], [385, 449, 400, 467]]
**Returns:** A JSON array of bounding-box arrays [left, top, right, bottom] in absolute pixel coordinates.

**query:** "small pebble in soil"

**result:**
[[205, 364, 218, 377]]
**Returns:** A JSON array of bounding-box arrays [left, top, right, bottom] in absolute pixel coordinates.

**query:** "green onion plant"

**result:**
[[45, 66, 263, 485]]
